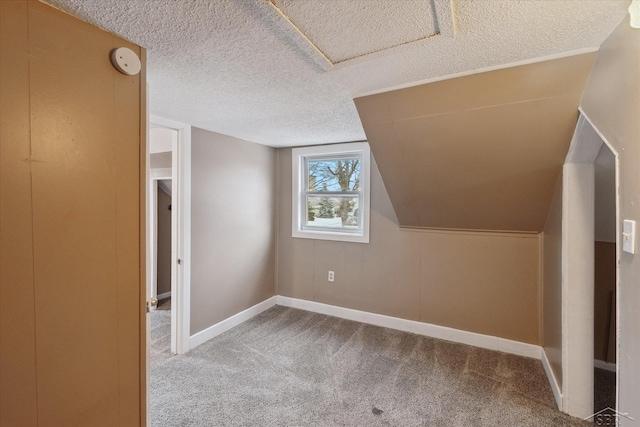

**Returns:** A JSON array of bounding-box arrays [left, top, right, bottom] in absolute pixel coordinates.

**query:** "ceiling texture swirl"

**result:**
[[45, 0, 628, 147]]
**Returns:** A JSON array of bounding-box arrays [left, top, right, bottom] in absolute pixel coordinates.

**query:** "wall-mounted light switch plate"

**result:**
[[328, 271, 334, 282], [623, 220, 636, 254]]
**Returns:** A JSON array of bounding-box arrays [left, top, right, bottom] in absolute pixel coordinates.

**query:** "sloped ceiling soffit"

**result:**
[[355, 53, 597, 232]]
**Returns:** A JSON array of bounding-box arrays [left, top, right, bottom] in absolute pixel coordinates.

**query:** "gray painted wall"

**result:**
[[542, 175, 563, 389], [190, 127, 276, 335], [277, 148, 541, 345], [580, 18, 640, 419]]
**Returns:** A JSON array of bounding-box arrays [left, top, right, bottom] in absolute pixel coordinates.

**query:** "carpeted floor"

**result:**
[[151, 309, 173, 366], [150, 306, 589, 426]]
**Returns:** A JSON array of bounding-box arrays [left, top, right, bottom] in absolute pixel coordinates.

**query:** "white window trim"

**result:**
[[292, 142, 370, 244]]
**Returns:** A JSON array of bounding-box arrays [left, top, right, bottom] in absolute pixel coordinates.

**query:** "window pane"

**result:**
[[306, 196, 359, 229], [307, 158, 360, 191]]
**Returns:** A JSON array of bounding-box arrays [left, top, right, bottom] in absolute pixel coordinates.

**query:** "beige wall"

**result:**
[[157, 185, 172, 296], [580, 18, 640, 417], [277, 148, 541, 344], [542, 175, 563, 389], [190, 127, 276, 335], [0, 1, 144, 424], [355, 53, 595, 232]]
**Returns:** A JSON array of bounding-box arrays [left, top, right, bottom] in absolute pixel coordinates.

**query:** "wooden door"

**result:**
[[0, 1, 146, 425]]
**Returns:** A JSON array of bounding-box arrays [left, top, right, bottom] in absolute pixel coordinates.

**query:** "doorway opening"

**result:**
[[562, 111, 619, 419], [593, 141, 617, 414], [147, 116, 191, 357], [149, 125, 177, 358]]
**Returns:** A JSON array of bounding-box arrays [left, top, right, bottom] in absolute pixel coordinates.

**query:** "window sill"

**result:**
[[292, 228, 369, 244]]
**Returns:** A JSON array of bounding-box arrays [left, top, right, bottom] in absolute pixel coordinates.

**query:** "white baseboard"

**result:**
[[275, 296, 541, 359], [594, 359, 617, 372], [185, 295, 559, 404], [157, 291, 171, 300], [541, 348, 563, 410], [189, 296, 277, 350]]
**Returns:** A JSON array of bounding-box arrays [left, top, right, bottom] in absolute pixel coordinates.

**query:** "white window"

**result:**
[[292, 142, 370, 243]]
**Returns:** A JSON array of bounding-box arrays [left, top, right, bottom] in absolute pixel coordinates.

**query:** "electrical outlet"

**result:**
[[328, 271, 334, 282], [623, 220, 636, 254]]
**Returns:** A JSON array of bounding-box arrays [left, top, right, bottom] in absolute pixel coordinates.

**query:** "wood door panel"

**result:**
[[29, 3, 120, 424], [0, 1, 39, 425], [1, 1, 144, 425]]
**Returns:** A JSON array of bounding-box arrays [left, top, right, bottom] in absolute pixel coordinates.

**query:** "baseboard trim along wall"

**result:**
[[275, 296, 541, 359], [187, 295, 558, 406], [541, 348, 563, 410], [594, 359, 617, 373], [189, 296, 277, 349], [189, 294, 542, 359]]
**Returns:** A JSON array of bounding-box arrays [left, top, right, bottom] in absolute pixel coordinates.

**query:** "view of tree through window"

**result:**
[[305, 158, 361, 230], [292, 142, 370, 243]]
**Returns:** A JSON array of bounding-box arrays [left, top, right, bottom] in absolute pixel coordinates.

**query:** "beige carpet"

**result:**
[[150, 305, 588, 426], [150, 309, 173, 366]]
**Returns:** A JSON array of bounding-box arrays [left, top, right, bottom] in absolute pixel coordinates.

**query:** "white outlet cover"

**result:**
[[623, 220, 636, 254]]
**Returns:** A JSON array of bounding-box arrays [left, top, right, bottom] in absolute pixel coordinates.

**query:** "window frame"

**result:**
[[291, 142, 370, 243]]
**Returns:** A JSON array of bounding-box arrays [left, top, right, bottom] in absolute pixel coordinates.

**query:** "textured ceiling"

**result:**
[[269, 0, 447, 64], [45, 0, 628, 147]]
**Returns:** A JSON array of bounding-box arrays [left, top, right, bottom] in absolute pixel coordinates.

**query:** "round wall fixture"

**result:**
[[110, 47, 141, 76]]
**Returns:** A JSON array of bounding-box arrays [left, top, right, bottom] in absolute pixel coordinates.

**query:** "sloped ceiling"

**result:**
[[44, 0, 628, 147], [355, 53, 597, 232]]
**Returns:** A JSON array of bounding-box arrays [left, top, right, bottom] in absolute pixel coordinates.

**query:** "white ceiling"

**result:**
[[269, 0, 447, 64], [45, 0, 628, 147]]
